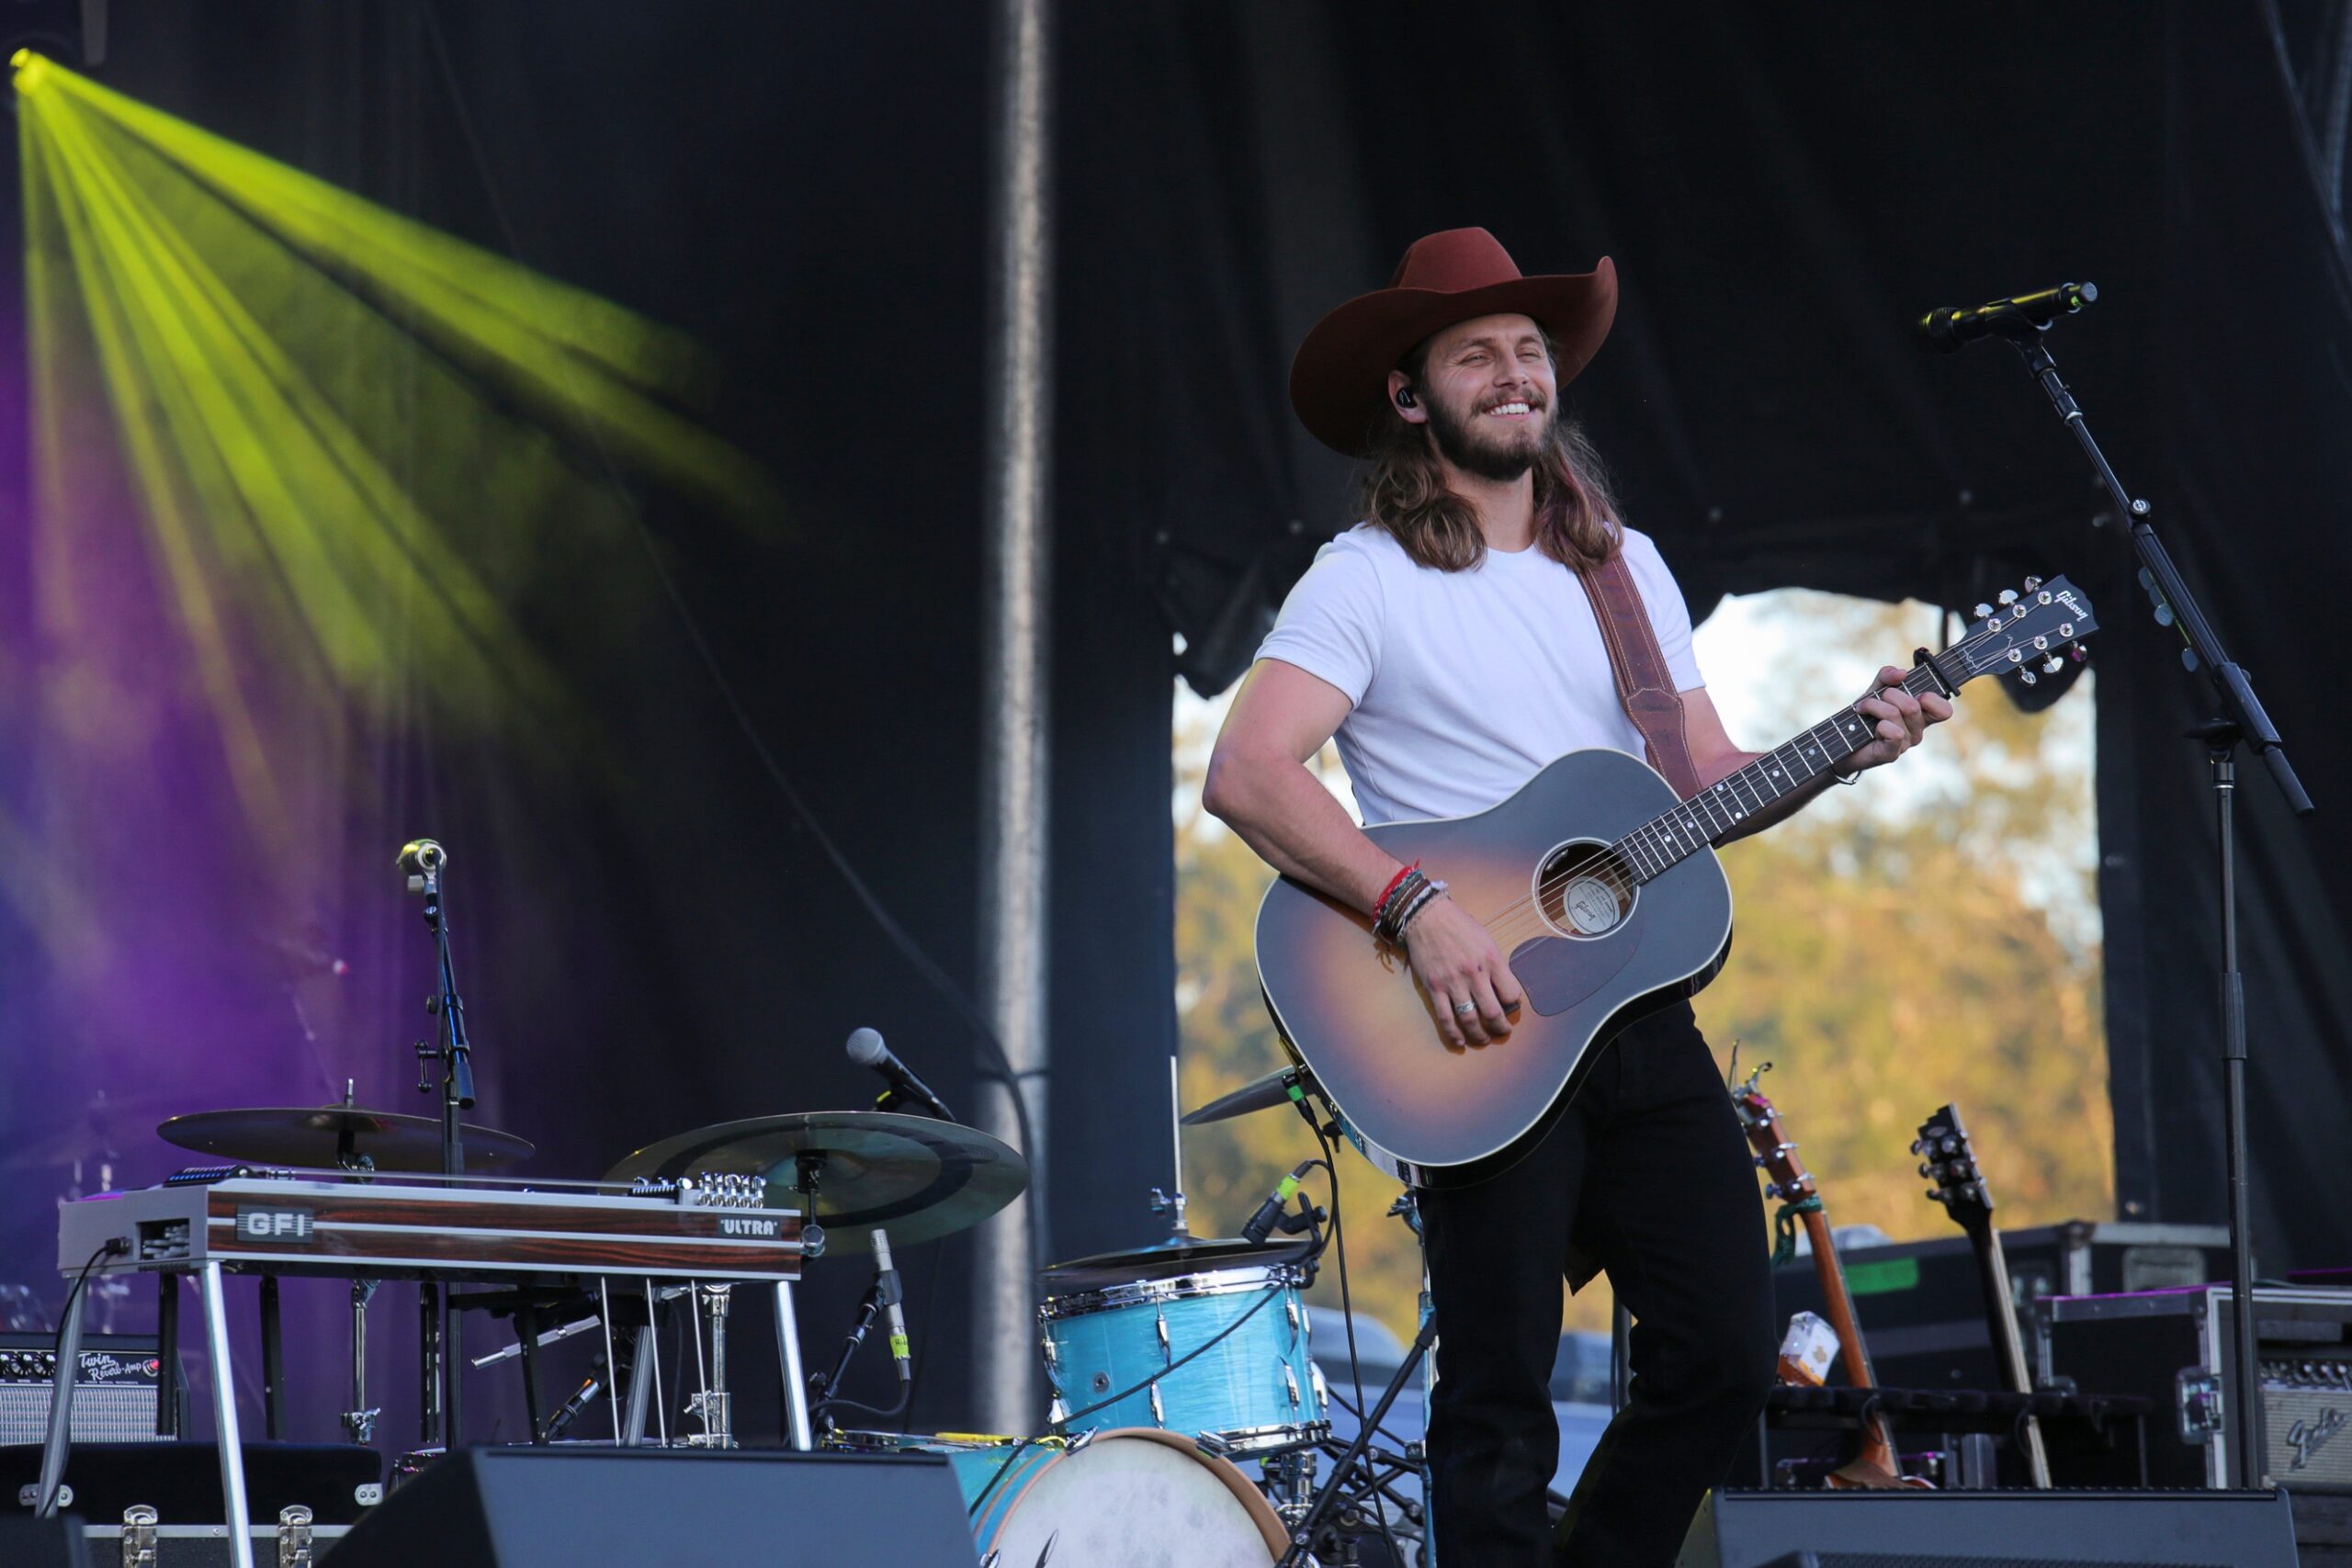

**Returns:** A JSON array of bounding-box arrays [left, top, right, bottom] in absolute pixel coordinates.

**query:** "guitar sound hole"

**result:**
[[1534, 840, 1636, 939]]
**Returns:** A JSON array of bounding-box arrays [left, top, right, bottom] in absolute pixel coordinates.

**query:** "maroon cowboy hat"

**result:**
[[1289, 228, 1617, 457]]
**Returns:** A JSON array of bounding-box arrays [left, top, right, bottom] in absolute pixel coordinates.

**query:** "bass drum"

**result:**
[[963, 1428, 1288, 1567]]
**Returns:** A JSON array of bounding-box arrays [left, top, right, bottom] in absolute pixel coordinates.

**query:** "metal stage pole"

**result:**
[[974, 0, 1055, 1433]]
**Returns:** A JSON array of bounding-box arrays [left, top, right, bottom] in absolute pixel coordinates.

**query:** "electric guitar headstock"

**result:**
[[1914, 1102, 1995, 1239], [1939, 574, 2100, 694], [1731, 1064, 1815, 1204]]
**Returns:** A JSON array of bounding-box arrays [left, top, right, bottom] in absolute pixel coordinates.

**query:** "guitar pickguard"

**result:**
[[1508, 911, 1645, 1016]]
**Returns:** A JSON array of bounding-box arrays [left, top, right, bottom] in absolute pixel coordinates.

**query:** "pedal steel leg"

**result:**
[[34, 1273, 86, 1516], [259, 1275, 284, 1440], [774, 1279, 812, 1450], [419, 1283, 442, 1445], [622, 1325, 654, 1445], [156, 1275, 180, 1438], [199, 1262, 256, 1568]]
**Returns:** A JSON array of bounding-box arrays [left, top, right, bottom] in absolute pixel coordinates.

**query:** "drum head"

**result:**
[[1040, 1235, 1315, 1293], [984, 1428, 1285, 1565]]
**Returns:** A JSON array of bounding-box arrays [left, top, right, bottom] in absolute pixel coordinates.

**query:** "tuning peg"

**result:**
[[1764, 1181, 1781, 1200], [1996, 589, 2019, 606], [1907, 1138, 1925, 1156], [1917, 1163, 1935, 1179], [1927, 1188, 1946, 1202], [2022, 576, 2043, 592], [2072, 645, 2087, 662], [2042, 654, 2064, 673], [1973, 603, 1994, 619], [2018, 670, 2038, 685]]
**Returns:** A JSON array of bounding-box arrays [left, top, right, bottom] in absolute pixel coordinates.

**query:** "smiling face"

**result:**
[[1388, 311, 1557, 482]]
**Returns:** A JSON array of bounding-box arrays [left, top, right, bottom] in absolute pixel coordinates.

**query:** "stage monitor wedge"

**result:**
[[328, 1446, 979, 1567], [1677, 1486, 2301, 1568]]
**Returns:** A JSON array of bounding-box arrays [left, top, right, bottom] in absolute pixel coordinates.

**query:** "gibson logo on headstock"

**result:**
[[2288, 1406, 2346, 1472]]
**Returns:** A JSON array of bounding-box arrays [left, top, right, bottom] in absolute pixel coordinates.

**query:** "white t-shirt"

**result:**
[[1255, 523, 1704, 826]]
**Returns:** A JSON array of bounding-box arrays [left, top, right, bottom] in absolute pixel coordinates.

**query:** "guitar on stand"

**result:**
[[1914, 1103, 2052, 1487], [1732, 1066, 1928, 1490]]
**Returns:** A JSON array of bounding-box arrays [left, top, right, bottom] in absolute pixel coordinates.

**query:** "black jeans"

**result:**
[[1418, 1001, 1775, 1567]]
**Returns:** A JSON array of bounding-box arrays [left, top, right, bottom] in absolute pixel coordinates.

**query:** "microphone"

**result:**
[[1917, 281, 2096, 353], [1242, 1159, 1320, 1246], [397, 839, 446, 891], [845, 1028, 954, 1121], [872, 1227, 913, 1386]]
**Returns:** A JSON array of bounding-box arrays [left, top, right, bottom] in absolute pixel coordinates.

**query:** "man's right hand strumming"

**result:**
[[1403, 894, 1525, 1048]]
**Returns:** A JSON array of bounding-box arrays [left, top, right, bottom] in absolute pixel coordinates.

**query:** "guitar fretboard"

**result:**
[[1614, 661, 1951, 885]]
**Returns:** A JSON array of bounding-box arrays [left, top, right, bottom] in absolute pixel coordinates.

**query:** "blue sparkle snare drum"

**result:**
[[1037, 1236, 1328, 1456]]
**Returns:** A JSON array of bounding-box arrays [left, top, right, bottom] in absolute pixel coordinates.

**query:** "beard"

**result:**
[[1422, 392, 1548, 481]]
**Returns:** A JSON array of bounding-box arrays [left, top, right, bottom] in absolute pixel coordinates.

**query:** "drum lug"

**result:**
[[1148, 1383, 1165, 1427], [1309, 1360, 1329, 1415], [1048, 1395, 1069, 1425], [1156, 1312, 1170, 1366], [1285, 1299, 1301, 1347], [1283, 1363, 1301, 1411]]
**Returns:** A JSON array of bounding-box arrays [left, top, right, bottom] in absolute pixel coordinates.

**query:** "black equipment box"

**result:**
[[1772, 1221, 2231, 1393], [1676, 1486, 2301, 1567], [2041, 1284, 2352, 1492], [0, 1440, 381, 1524]]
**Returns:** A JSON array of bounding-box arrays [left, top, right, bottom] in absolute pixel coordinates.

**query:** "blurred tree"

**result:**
[[1172, 593, 2108, 1344]]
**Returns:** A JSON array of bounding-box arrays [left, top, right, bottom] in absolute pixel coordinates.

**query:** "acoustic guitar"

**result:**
[[1253, 574, 2098, 1188], [1733, 1066, 1925, 1489]]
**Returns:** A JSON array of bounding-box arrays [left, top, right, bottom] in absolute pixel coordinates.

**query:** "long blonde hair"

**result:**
[[1357, 335, 1623, 572]]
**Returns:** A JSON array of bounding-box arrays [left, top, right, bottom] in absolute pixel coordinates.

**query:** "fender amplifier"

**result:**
[[0, 1335, 164, 1448], [1677, 1486, 2301, 1567], [2042, 1284, 2352, 1491]]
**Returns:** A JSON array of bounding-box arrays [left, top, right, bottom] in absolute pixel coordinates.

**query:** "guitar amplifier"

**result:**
[[0, 1335, 164, 1448], [2041, 1284, 2352, 1491]]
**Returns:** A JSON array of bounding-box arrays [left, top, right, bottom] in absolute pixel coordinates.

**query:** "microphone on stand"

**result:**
[[1917, 282, 2096, 353], [397, 839, 446, 893], [872, 1227, 914, 1387], [845, 1029, 955, 1122], [1242, 1159, 1321, 1247]]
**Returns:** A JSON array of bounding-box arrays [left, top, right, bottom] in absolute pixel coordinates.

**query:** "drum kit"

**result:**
[[20, 849, 1438, 1565]]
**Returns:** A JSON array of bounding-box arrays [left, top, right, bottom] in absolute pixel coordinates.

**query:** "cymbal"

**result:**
[[604, 1111, 1028, 1253], [1180, 1066, 1310, 1127], [156, 1107, 537, 1173]]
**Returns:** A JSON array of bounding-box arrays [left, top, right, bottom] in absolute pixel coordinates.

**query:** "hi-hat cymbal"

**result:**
[[603, 1111, 1028, 1253], [157, 1107, 536, 1172], [1181, 1066, 1311, 1127]]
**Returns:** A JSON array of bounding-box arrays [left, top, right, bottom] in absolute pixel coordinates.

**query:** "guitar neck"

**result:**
[[1957, 1211, 2054, 1487], [1612, 659, 1953, 885], [1803, 1206, 1882, 1393]]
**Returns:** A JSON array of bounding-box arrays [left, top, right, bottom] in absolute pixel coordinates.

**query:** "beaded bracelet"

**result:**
[[1372, 861, 1419, 919]]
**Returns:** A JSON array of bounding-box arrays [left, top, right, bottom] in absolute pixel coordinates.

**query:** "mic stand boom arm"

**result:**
[[2004, 331, 2314, 1490]]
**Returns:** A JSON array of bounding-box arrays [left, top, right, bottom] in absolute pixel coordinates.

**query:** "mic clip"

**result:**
[[873, 1087, 949, 1122]]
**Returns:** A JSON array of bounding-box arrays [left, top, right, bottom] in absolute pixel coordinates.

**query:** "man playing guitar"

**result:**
[[1202, 228, 1951, 1565]]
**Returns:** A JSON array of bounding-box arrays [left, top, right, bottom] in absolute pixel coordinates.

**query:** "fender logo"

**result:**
[[2287, 1406, 2346, 1471]]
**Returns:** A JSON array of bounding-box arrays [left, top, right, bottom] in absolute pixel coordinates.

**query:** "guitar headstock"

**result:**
[[1946, 574, 2099, 693], [1730, 1064, 1816, 1203], [1914, 1102, 1995, 1235]]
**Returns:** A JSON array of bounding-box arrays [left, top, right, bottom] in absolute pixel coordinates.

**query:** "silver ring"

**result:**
[[1451, 1000, 1477, 1016]]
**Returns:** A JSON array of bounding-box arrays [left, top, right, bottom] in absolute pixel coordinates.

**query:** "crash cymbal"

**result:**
[[157, 1107, 536, 1172], [604, 1111, 1028, 1253], [1180, 1066, 1311, 1127]]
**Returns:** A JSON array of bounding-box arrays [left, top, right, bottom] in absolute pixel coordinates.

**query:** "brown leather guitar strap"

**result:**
[[1577, 550, 1702, 798]]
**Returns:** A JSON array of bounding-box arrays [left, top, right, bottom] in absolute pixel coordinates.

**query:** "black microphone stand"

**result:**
[[2002, 329, 2313, 1489], [406, 842, 478, 1447]]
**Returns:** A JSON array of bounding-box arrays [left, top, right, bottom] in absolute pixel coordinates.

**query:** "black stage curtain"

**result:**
[[1069, 4, 2348, 1271]]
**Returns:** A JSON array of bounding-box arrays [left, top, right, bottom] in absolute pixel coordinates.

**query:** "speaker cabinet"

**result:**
[[1677, 1486, 2301, 1567], [328, 1446, 979, 1567]]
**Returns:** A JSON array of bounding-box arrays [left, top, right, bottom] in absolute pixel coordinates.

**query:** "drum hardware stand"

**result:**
[[808, 1227, 909, 1435], [1281, 1312, 1438, 1568], [683, 1282, 736, 1447], [1993, 325, 2314, 1486], [342, 1279, 380, 1443], [1150, 1055, 1191, 1239]]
